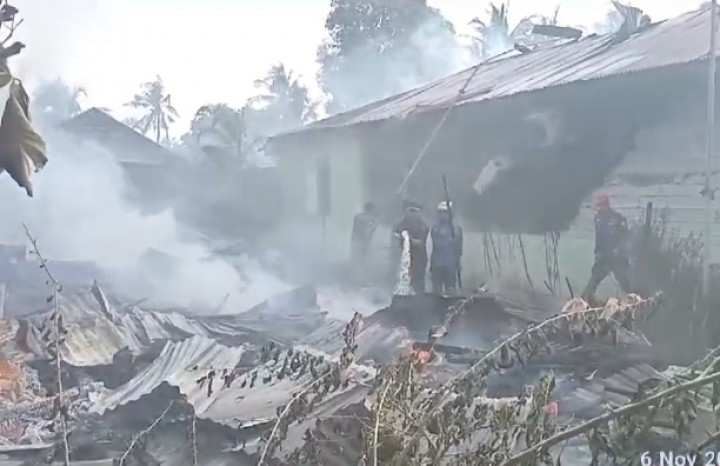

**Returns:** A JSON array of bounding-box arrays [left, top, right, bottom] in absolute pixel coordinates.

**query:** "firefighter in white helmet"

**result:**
[[430, 201, 463, 295]]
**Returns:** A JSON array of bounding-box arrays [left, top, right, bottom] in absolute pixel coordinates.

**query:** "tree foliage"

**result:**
[[250, 63, 316, 130], [317, 0, 467, 113], [184, 63, 315, 167], [31, 79, 86, 125], [469, 3, 561, 59], [188, 103, 247, 165], [126, 75, 179, 145]]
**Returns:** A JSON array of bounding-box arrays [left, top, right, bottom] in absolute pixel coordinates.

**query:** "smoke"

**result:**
[[319, 7, 476, 112], [0, 126, 290, 313], [12, 0, 114, 88]]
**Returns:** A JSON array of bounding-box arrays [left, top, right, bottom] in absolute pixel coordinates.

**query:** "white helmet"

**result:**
[[438, 201, 452, 211]]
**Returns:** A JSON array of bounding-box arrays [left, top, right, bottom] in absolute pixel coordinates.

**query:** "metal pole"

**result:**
[[703, 0, 718, 297]]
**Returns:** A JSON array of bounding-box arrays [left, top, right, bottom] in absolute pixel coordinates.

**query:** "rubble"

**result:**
[[0, 253, 686, 465]]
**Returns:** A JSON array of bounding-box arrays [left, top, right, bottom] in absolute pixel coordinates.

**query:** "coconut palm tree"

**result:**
[[190, 103, 247, 163], [125, 75, 179, 145], [469, 3, 560, 59], [250, 63, 316, 129], [32, 79, 86, 123]]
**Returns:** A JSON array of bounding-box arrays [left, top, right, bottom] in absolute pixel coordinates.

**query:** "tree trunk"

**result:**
[[155, 115, 161, 144]]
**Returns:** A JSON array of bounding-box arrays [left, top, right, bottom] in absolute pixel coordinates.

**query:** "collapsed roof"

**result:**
[[0, 258, 693, 465]]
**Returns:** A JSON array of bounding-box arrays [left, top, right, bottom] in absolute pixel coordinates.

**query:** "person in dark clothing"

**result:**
[[351, 202, 378, 264], [393, 200, 429, 293], [430, 201, 463, 295], [206, 367, 216, 397], [581, 193, 632, 303]]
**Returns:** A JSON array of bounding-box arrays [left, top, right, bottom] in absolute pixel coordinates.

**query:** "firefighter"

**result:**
[[393, 200, 429, 293], [350, 202, 377, 264], [430, 201, 463, 295], [581, 193, 632, 303]]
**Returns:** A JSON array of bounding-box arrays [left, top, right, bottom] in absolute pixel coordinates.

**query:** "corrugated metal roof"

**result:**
[[21, 285, 310, 367], [61, 108, 176, 165], [281, 6, 713, 136], [92, 336, 377, 429], [91, 336, 246, 417]]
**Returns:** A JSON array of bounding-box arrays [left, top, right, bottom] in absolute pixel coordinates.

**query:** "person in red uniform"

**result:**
[[581, 193, 632, 303]]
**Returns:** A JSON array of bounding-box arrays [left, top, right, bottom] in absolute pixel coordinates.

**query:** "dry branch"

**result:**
[[501, 359, 720, 465], [118, 400, 174, 465], [394, 293, 659, 464], [256, 372, 333, 466], [256, 311, 364, 466], [22, 224, 70, 466], [0, 18, 22, 46], [372, 380, 392, 466]]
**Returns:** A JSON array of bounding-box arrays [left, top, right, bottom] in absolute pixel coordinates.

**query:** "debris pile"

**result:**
[[0, 243, 709, 465]]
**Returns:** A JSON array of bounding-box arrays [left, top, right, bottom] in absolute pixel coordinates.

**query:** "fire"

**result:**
[[542, 400, 559, 416], [0, 358, 26, 402], [412, 348, 432, 365], [404, 341, 433, 366]]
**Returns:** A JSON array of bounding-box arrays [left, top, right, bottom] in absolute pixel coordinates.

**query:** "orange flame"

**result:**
[[404, 341, 433, 366], [542, 400, 559, 416]]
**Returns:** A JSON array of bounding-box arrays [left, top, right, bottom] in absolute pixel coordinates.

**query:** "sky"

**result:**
[[11, 0, 707, 135]]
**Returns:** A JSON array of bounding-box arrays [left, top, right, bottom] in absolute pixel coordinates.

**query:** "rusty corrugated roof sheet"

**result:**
[[280, 6, 713, 136]]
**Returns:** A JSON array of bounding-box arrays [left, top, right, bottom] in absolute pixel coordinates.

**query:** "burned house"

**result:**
[[0, 278, 678, 465], [61, 108, 183, 213], [268, 6, 720, 285]]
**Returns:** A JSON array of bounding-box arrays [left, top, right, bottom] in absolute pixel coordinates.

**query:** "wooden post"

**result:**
[[0, 283, 5, 318], [703, 0, 718, 297]]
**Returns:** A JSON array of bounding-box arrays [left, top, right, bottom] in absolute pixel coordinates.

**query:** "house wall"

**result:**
[[327, 135, 365, 234], [277, 151, 312, 216], [271, 68, 716, 294], [274, 133, 366, 253], [459, 110, 720, 296]]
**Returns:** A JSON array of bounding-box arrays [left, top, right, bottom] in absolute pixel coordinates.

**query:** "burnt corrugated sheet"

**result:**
[[92, 336, 376, 429], [92, 337, 247, 418], [27, 291, 213, 367], [19, 285, 325, 367], [282, 6, 712, 134], [298, 319, 408, 361]]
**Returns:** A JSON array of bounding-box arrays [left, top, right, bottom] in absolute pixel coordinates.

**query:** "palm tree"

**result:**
[[32, 79, 86, 123], [122, 115, 140, 128], [250, 63, 316, 129], [469, 3, 560, 59], [125, 75, 179, 145], [190, 103, 247, 163]]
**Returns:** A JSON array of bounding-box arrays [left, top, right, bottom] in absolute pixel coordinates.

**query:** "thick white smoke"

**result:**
[[0, 128, 290, 313], [320, 8, 476, 112]]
